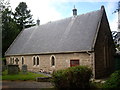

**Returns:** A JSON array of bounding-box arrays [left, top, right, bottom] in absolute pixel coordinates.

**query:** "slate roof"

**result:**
[[5, 7, 104, 56]]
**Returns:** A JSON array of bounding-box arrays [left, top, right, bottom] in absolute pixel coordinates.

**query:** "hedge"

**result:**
[[52, 66, 92, 88]]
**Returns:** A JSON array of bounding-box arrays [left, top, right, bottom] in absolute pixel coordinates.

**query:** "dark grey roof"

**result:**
[[5, 8, 103, 56]]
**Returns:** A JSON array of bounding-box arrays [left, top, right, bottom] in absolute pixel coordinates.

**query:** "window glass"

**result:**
[[22, 57, 24, 65], [37, 57, 39, 65], [51, 56, 55, 66], [33, 57, 36, 65]]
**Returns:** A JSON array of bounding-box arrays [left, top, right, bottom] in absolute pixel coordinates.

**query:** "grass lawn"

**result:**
[[2, 70, 48, 81]]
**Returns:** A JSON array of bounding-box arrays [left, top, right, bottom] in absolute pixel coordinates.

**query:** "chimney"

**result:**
[[72, 5, 77, 16], [36, 19, 40, 26]]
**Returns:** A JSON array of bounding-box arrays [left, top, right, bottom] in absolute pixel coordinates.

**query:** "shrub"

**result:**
[[52, 66, 92, 88], [51, 69, 69, 88], [103, 70, 120, 88]]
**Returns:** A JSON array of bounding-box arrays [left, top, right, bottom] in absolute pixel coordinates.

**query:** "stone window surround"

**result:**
[[32, 56, 40, 67], [33, 56, 36, 66], [21, 56, 25, 65], [36, 56, 39, 65], [50, 55, 56, 67]]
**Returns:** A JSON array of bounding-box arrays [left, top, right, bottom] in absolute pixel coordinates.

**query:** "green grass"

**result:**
[[2, 70, 48, 81]]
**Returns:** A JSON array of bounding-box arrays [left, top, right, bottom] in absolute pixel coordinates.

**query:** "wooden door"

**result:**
[[70, 60, 79, 67]]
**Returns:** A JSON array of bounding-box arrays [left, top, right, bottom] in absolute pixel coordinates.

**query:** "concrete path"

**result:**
[[2, 80, 54, 89]]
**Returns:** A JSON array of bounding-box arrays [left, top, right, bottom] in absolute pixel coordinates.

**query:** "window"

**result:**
[[21, 57, 24, 65], [10, 57, 15, 64], [37, 57, 39, 65], [70, 60, 79, 67], [32, 56, 40, 66], [33, 57, 36, 66], [51, 56, 55, 66]]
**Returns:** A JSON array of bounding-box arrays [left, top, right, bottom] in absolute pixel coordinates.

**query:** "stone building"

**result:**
[[5, 6, 115, 79]]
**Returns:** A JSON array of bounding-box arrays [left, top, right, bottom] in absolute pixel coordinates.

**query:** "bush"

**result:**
[[103, 70, 120, 88], [52, 66, 92, 88], [52, 69, 69, 88]]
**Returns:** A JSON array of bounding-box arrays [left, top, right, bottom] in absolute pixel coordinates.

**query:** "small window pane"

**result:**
[[51, 56, 55, 66], [70, 60, 79, 67], [33, 57, 36, 65], [37, 57, 39, 65], [22, 57, 24, 65]]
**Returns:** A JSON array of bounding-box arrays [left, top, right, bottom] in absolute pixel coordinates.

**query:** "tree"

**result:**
[[2, 1, 20, 57], [13, 2, 35, 31], [112, 1, 120, 51]]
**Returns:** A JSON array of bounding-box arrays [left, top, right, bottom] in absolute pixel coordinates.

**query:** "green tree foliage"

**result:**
[[13, 2, 35, 31], [2, 7, 20, 57], [2, 1, 35, 57], [103, 70, 120, 88]]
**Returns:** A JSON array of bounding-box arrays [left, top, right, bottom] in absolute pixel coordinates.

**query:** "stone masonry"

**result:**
[[6, 52, 93, 74]]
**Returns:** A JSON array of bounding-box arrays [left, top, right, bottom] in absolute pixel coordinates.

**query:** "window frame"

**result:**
[[36, 56, 40, 66], [70, 59, 80, 67], [33, 56, 36, 66], [50, 55, 56, 67], [21, 56, 25, 65]]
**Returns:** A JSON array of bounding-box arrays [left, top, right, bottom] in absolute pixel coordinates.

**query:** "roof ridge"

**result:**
[[30, 9, 101, 28]]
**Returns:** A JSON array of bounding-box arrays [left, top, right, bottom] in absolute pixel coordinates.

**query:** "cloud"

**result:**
[[109, 13, 118, 31], [106, 2, 116, 14], [26, 0, 63, 24], [105, 2, 118, 31], [10, 0, 63, 24], [9, 0, 119, 28]]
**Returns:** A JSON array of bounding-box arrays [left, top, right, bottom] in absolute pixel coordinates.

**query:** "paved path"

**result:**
[[2, 80, 54, 89]]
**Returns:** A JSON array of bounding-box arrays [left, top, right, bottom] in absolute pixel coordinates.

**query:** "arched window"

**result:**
[[33, 57, 36, 66], [21, 57, 24, 65], [37, 57, 39, 65], [51, 56, 55, 66]]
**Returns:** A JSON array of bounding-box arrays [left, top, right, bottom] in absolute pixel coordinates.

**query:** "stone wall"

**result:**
[[6, 52, 93, 73], [94, 11, 115, 79]]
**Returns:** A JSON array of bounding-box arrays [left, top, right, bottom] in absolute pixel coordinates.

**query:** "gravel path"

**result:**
[[2, 80, 54, 89]]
